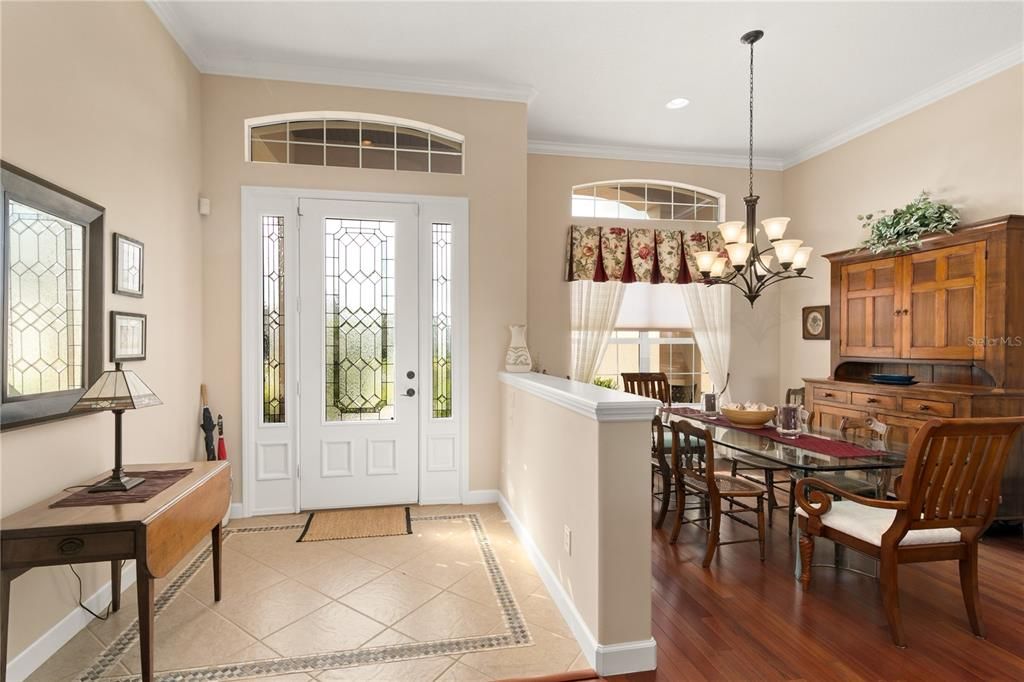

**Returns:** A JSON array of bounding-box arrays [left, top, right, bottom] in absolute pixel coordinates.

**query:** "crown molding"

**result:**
[[147, 0, 211, 71], [147, 1, 535, 103], [527, 140, 786, 172], [783, 44, 1024, 169], [203, 57, 537, 103]]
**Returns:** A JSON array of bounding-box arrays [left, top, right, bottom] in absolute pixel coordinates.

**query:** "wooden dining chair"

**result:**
[[623, 373, 673, 527], [795, 416, 1024, 647], [785, 386, 806, 405], [669, 418, 767, 567]]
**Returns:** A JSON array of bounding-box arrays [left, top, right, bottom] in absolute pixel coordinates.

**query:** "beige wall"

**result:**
[[199, 76, 528, 497], [499, 380, 651, 648], [779, 65, 1024, 392], [526, 153, 786, 402], [0, 0, 203, 660]]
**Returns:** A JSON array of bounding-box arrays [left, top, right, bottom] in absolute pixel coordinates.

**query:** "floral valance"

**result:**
[[564, 225, 726, 284]]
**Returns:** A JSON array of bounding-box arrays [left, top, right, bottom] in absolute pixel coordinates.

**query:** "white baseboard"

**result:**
[[6, 562, 137, 682], [462, 488, 499, 505], [496, 493, 656, 676], [229, 502, 247, 519]]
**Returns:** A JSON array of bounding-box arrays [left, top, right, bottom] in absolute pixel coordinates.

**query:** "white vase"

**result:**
[[505, 324, 533, 373]]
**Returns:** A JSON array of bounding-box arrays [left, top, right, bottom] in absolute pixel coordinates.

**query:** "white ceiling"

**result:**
[[150, 1, 1023, 169]]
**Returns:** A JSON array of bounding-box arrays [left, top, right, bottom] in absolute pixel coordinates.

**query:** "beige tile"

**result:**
[[448, 566, 541, 607], [26, 628, 106, 682], [263, 601, 385, 656], [121, 592, 259, 673], [293, 549, 389, 599], [229, 528, 343, 577], [340, 571, 442, 625], [363, 628, 417, 647], [568, 650, 592, 672], [346, 532, 437, 568], [229, 512, 309, 529], [186, 546, 288, 604], [458, 621, 581, 680], [434, 661, 494, 681], [317, 656, 456, 681], [393, 592, 504, 641], [394, 547, 482, 590], [212, 577, 332, 639], [237, 674, 314, 681], [231, 641, 284, 662], [518, 592, 573, 639]]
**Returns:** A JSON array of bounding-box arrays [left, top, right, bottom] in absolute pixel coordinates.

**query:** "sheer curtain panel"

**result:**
[[680, 284, 732, 403], [570, 281, 625, 382]]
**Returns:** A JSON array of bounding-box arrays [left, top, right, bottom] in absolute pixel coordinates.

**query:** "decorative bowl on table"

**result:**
[[720, 403, 776, 428]]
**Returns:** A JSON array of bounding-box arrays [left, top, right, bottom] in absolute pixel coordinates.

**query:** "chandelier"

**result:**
[[693, 29, 813, 306]]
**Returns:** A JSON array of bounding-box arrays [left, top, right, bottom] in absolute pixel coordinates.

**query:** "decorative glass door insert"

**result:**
[[324, 219, 395, 421]]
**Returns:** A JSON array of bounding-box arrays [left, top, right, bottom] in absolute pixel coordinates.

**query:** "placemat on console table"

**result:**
[[50, 468, 193, 507], [664, 407, 887, 459]]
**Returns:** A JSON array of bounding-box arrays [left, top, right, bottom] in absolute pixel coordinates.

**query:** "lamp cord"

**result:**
[[68, 560, 124, 621]]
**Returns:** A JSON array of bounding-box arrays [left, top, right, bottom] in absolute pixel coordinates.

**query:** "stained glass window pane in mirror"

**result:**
[[6, 201, 84, 397], [324, 219, 395, 421], [432, 223, 453, 419], [262, 215, 285, 423]]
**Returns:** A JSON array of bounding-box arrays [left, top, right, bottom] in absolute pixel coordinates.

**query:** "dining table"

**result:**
[[662, 406, 908, 578]]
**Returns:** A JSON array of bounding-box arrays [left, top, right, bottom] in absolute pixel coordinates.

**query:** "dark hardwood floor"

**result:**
[[609, 501, 1024, 681]]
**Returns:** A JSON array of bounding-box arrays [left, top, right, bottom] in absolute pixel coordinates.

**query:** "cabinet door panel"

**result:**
[[874, 414, 930, 448], [902, 242, 985, 360], [840, 259, 901, 357], [813, 403, 867, 432]]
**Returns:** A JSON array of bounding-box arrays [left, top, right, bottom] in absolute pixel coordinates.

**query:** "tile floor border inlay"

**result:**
[[75, 513, 532, 682]]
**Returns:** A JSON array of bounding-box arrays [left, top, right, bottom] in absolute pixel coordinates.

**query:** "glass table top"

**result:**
[[671, 414, 907, 472]]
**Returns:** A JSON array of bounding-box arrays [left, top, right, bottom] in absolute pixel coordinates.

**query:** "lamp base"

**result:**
[[88, 475, 145, 493]]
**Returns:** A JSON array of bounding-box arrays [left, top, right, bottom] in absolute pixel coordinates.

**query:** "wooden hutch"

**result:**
[[805, 214, 1024, 521]]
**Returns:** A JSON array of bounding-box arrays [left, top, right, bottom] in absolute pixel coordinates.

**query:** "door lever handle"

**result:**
[[403, 388, 416, 397]]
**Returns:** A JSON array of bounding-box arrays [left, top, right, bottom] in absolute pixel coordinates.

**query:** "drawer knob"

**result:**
[[58, 537, 85, 555], [824, 392, 834, 398], [918, 405, 931, 411], [867, 398, 878, 404]]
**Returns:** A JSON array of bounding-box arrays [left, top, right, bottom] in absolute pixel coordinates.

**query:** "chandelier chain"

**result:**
[[748, 39, 754, 197]]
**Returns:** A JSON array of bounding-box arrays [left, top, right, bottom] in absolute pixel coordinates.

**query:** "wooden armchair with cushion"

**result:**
[[795, 416, 1024, 647]]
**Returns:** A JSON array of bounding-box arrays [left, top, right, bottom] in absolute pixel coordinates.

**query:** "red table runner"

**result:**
[[663, 407, 887, 459]]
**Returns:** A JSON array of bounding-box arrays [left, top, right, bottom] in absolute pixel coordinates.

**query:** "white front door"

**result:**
[[298, 199, 420, 509]]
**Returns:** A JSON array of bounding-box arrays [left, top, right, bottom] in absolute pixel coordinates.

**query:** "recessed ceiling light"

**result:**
[[665, 97, 690, 110]]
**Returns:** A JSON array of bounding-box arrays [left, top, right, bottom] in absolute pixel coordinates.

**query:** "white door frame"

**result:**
[[240, 186, 470, 517]]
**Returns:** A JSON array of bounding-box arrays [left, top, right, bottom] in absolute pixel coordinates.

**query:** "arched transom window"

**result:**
[[572, 180, 723, 221], [246, 112, 464, 175]]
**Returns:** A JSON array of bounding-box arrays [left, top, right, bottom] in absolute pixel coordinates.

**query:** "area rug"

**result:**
[[297, 505, 412, 542]]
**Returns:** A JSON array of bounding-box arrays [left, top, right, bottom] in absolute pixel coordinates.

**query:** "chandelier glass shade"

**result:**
[[699, 30, 813, 306]]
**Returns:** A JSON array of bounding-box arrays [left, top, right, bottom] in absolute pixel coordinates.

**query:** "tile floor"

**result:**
[[28, 504, 587, 682]]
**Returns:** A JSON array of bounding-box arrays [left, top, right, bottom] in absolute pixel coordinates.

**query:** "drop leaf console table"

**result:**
[[806, 214, 1024, 521], [0, 461, 230, 682]]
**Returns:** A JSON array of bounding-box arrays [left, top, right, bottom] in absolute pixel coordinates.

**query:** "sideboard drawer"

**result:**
[[900, 397, 955, 417], [851, 392, 897, 410], [813, 387, 850, 404], [2, 530, 134, 568]]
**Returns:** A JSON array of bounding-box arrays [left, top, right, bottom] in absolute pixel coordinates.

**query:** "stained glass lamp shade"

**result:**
[[70, 363, 162, 492]]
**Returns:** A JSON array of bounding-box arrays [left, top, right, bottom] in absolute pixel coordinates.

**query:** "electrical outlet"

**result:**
[[563, 525, 572, 556]]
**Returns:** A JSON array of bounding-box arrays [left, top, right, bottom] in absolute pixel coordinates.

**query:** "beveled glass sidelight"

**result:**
[[262, 215, 286, 423], [432, 223, 453, 419]]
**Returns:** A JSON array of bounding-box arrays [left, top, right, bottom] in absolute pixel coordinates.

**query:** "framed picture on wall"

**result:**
[[110, 311, 147, 361], [802, 305, 830, 340], [113, 233, 144, 297]]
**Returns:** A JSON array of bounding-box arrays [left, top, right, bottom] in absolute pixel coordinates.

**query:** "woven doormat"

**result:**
[[297, 506, 412, 542]]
